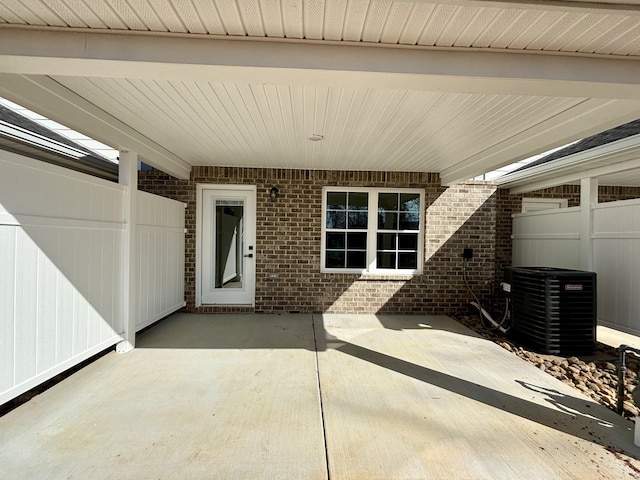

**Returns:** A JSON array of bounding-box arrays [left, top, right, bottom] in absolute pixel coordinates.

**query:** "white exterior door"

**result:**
[[201, 186, 256, 305]]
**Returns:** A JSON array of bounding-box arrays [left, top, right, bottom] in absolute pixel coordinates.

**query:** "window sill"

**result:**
[[359, 273, 419, 281], [320, 270, 420, 280]]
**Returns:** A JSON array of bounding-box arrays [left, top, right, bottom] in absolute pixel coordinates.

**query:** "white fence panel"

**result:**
[[593, 199, 640, 334], [512, 207, 581, 269], [0, 151, 125, 404], [135, 191, 185, 331]]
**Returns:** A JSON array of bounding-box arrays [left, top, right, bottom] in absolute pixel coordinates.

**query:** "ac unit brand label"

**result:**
[[565, 284, 584, 291]]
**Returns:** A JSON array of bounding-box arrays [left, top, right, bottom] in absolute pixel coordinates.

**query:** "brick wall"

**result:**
[[139, 168, 498, 316]]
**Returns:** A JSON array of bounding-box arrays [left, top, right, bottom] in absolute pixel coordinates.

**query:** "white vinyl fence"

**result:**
[[512, 207, 581, 270], [592, 199, 640, 334], [512, 199, 640, 335], [0, 151, 184, 404], [0, 152, 125, 404], [136, 191, 185, 331]]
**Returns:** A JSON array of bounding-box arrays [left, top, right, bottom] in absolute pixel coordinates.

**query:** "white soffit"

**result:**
[[39, 76, 637, 177], [1, 2, 640, 182], [46, 77, 589, 171], [1, 27, 640, 182], [0, 73, 192, 179], [1, 1, 640, 57], [595, 170, 640, 186]]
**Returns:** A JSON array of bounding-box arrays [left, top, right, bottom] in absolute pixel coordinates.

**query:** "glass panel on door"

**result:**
[[214, 200, 244, 290], [200, 186, 256, 306]]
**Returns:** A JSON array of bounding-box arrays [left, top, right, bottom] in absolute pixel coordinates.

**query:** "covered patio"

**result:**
[[1, 313, 637, 479], [3, 2, 640, 477]]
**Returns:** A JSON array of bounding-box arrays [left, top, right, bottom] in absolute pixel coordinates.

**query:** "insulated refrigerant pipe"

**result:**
[[617, 344, 640, 415], [462, 257, 510, 334]]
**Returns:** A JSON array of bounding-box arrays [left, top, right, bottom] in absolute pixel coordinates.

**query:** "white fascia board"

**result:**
[[0, 73, 191, 179], [498, 133, 640, 185], [498, 135, 640, 193], [506, 158, 640, 194], [2, 28, 640, 99]]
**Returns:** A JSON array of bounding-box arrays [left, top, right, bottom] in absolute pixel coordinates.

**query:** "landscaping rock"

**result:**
[[455, 314, 639, 420]]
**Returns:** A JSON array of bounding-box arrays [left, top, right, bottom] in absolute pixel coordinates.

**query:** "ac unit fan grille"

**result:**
[[507, 267, 596, 355]]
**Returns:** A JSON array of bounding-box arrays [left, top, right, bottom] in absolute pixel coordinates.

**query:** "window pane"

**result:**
[[377, 252, 396, 269], [399, 212, 419, 230], [326, 232, 345, 250], [327, 192, 347, 210], [216, 200, 243, 207], [348, 192, 368, 210], [326, 211, 346, 229], [347, 232, 367, 250], [398, 252, 418, 269], [378, 193, 398, 210], [348, 212, 368, 229], [326, 251, 345, 268], [377, 233, 396, 250], [400, 193, 420, 213], [378, 212, 398, 230], [346, 251, 366, 268], [398, 233, 418, 250], [324, 189, 421, 272]]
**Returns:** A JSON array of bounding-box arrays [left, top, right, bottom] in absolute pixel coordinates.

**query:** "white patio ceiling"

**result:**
[[1, 0, 640, 184]]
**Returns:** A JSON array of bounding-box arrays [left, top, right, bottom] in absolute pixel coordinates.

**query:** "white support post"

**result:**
[[117, 150, 138, 353], [580, 177, 598, 271]]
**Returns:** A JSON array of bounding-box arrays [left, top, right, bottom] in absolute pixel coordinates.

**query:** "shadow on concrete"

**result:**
[[332, 339, 636, 458], [137, 313, 318, 350], [135, 312, 638, 459], [137, 312, 484, 351]]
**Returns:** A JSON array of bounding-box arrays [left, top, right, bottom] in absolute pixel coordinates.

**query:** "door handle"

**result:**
[[243, 253, 253, 258]]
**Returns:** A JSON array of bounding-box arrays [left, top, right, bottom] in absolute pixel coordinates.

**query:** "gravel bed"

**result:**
[[456, 315, 640, 419]]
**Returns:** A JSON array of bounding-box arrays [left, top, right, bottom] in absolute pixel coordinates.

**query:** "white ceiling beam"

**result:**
[[0, 73, 191, 179], [2, 28, 640, 100], [439, 99, 640, 185], [411, 0, 640, 16]]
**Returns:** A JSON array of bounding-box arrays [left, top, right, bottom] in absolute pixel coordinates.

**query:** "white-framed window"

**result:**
[[321, 187, 424, 274]]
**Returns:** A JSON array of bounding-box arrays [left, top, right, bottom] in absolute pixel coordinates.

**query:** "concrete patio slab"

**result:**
[[315, 314, 640, 480], [1, 313, 639, 479], [0, 314, 327, 480]]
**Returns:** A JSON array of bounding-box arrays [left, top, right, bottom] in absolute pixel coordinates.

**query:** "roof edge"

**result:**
[[497, 132, 640, 190]]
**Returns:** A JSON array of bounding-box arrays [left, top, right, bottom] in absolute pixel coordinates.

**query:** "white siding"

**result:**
[[511, 208, 581, 269], [593, 199, 640, 335], [135, 191, 185, 331], [0, 151, 125, 404]]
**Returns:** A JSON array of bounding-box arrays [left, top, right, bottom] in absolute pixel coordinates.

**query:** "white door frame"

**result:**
[[196, 184, 257, 307]]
